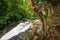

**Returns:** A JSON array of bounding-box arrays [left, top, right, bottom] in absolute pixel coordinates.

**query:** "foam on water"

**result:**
[[0, 21, 32, 40]]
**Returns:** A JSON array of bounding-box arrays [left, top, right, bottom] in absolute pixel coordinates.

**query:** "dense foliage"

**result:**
[[30, 0, 60, 40], [0, 0, 38, 29], [0, 0, 60, 40]]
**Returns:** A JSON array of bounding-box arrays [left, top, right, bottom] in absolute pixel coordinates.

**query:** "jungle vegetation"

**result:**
[[0, 0, 60, 40]]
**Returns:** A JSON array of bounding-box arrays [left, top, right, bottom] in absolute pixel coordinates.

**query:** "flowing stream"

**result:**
[[0, 21, 32, 40]]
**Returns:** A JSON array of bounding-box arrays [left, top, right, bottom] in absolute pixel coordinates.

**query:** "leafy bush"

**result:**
[[0, 0, 38, 30]]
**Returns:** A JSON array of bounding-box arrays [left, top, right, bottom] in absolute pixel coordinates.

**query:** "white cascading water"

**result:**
[[0, 21, 32, 40]]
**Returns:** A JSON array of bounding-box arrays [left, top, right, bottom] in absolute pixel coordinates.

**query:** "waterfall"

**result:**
[[0, 21, 32, 40]]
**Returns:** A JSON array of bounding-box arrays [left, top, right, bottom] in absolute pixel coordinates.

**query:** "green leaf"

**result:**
[[41, 9, 48, 16]]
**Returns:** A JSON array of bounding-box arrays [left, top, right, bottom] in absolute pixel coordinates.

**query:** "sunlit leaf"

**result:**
[[41, 9, 48, 16]]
